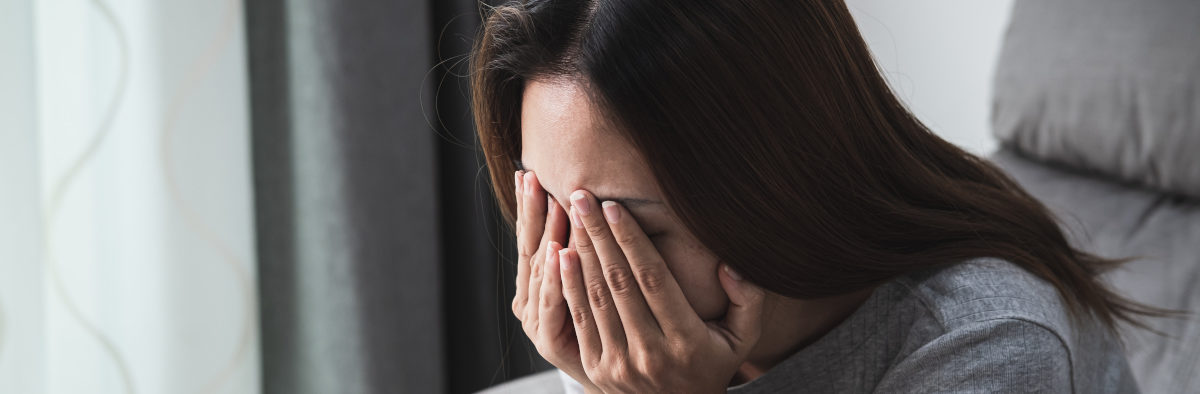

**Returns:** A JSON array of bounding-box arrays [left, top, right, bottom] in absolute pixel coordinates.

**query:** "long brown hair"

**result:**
[[470, 0, 1159, 330]]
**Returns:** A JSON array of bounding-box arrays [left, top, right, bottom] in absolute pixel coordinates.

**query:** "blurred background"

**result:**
[[16, 0, 1192, 393]]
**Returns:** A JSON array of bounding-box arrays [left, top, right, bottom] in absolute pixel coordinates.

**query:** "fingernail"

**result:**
[[602, 201, 620, 223], [570, 191, 590, 215], [569, 206, 583, 229], [514, 171, 523, 194], [523, 171, 535, 195], [559, 248, 571, 272], [546, 241, 555, 262], [723, 264, 744, 281]]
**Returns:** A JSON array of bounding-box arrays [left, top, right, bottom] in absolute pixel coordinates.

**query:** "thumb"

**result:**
[[715, 264, 766, 355]]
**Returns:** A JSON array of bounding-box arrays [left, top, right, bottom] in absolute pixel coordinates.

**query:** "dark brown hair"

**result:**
[[470, 0, 1159, 330]]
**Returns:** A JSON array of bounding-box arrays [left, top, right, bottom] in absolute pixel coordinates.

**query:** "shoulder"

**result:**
[[895, 257, 1071, 332], [878, 258, 1078, 391], [727, 257, 1135, 393], [876, 317, 1073, 393], [878, 257, 1137, 393]]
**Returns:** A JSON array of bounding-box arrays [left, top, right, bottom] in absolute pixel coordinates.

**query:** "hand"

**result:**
[[511, 171, 601, 392], [560, 189, 767, 393]]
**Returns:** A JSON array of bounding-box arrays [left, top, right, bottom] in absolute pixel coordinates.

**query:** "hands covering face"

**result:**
[[512, 170, 767, 393]]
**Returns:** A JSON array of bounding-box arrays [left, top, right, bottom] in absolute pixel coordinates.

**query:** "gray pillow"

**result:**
[[992, 0, 1200, 197]]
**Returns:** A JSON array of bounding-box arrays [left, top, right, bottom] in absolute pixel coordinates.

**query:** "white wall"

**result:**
[[846, 0, 1015, 155]]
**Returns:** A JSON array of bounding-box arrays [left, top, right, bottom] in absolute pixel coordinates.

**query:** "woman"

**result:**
[[471, 0, 1155, 392]]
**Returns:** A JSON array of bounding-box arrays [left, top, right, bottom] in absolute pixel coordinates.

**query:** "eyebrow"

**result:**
[[513, 159, 664, 209]]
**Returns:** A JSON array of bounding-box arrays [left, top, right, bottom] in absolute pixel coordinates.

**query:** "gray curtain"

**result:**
[[244, 0, 549, 393]]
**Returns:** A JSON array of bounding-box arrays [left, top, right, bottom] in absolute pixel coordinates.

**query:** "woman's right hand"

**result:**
[[512, 170, 599, 392]]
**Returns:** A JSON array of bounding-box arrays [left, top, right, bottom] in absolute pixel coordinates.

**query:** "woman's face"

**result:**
[[520, 79, 728, 321]]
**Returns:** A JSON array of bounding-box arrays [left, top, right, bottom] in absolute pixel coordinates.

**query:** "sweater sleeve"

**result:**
[[873, 318, 1073, 393]]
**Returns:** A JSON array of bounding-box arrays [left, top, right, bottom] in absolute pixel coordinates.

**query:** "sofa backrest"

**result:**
[[990, 1, 1200, 391], [992, 0, 1200, 197]]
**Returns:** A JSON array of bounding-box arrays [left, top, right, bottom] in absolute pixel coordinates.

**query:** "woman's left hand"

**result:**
[[560, 189, 767, 394]]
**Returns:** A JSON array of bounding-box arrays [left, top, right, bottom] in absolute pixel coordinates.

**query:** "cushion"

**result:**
[[992, 0, 1200, 197]]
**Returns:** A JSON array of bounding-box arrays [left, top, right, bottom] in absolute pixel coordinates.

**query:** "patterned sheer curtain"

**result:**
[[0, 0, 260, 392]]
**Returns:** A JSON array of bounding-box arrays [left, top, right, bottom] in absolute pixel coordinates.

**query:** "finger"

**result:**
[[571, 191, 662, 346], [514, 170, 524, 226], [715, 264, 766, 356], [516, 172, 548, 315], [570, 205, 628, 353], [526, 195, 567, 327], [560, 247, 603, 366], [513, 170, 529, 317], [543, 194, 570, 256], [525, 240, 550, 328], [520, 171, 548, 262], [538, 241, 568, 341], [600, 200, 703, 336]]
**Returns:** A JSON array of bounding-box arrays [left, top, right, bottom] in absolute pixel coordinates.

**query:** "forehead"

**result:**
[[519, 79, 658, 200]]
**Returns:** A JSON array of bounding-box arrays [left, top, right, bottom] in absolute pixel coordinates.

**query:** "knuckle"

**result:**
[[539, 292, 558, 310], [632, 264, 670, 294], [574, 240, 596, 256], [668, 342, 694, 366], [603, 266, 639, 298], [677, 354, 697, 371], [634, 352, 662, 376], [614, 231, 640, 246], [534, 319, 551, 341], [530, 258, 542, 278], [605, 354, 632, 383], [586, 225, 613, 243], [517, 244, 534, 260], [583, 358, 603, 381], [605, 369, 626, 387], [665, 335, 690, 357], [570, 303, 592, 327], [586, 280, 614, 312]]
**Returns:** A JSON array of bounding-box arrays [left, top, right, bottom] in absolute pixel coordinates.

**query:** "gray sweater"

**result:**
[[554, 257, 1139, 393]]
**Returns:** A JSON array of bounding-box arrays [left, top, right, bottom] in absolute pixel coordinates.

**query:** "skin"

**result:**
[[517, 79, 728, 321], [513, 78, 877, 391]]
